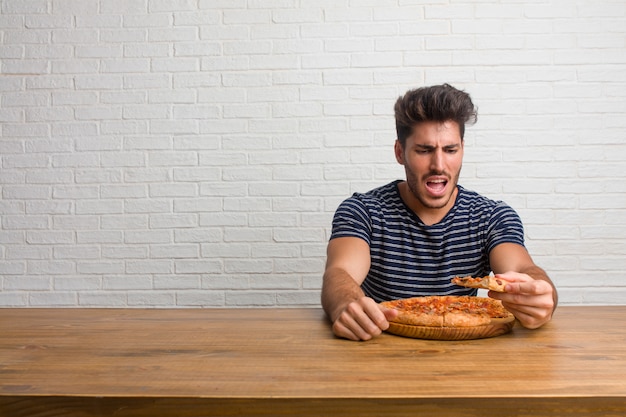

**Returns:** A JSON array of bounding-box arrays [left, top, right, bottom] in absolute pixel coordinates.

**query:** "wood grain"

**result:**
[[1, 306, 625, 416]]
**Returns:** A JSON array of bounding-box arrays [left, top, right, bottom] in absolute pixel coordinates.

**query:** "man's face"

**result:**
[[395, 120, 464, 216]]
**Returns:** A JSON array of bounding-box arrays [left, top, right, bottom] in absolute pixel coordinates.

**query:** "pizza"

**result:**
[[380, 295, 513, 328], [451, 275, 507, 292]]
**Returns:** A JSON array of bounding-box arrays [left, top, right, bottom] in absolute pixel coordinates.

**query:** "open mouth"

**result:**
[[425, 178, 448, 196]]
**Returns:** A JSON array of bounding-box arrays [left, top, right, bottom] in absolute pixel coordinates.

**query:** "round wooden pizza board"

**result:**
[[385, 316, 515, 341]]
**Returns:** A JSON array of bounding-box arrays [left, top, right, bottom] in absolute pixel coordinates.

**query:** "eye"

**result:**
[[415, 147, 431, 154]]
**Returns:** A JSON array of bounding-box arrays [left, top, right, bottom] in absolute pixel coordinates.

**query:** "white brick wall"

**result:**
[[1, 0, 625, 307]]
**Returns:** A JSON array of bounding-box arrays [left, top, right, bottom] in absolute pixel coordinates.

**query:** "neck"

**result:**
[[398, 181, 458, 226]]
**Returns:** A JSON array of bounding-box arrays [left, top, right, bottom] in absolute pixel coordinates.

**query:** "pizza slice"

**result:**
[[451, 275, 507, 292]]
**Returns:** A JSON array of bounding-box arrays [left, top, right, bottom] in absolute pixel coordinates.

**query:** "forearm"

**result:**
[[321, 267, 365, 323]]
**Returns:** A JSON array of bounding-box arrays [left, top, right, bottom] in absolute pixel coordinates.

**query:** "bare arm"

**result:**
[[321, 237, 397, 341], [488, 242, 558, 329]]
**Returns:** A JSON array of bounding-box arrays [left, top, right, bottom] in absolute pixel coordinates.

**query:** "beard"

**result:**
[[404, 165, 461, 210]]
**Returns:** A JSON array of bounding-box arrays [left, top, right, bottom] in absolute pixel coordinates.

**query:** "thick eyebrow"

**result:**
[[413, 143, 460, 151]]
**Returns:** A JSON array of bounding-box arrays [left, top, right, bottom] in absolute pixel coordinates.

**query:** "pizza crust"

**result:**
[[394, 310, 444, 327], [443, 311, 490, 327]]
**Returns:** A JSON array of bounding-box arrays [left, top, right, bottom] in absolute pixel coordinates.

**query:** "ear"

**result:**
[[394, 140, 405, 165]]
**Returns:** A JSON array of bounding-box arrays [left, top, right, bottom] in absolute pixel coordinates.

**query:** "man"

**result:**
[[321, 84, 557, 341]]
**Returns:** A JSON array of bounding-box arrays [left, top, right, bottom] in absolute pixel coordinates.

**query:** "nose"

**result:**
[[430, 149, 444, 172]]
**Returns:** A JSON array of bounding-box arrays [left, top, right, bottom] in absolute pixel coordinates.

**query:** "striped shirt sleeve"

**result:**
[[330, 195, 372, 245]]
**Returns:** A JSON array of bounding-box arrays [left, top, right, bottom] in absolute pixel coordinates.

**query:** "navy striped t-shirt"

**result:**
[[330, 180, 525, 302]]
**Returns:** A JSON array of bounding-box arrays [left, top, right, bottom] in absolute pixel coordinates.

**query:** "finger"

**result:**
[[494, 271, 536, 284], [361, 303, 393, 331], [350, 298, 391, 331], [489, 289, 533, 306], [342, 302, 384, 340], [502, 300, 540, 316], [353, 308, 385, 337], [333, 313, 373, 341], [502, 302, 551, 329], [487, 290, 505, 300], [506, 279, 551, 296], [382, 306, 399, 322], [332, 319, 361, 341]]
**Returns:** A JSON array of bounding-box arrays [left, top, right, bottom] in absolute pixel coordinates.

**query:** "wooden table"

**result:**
[[1, 306, 625, 417]]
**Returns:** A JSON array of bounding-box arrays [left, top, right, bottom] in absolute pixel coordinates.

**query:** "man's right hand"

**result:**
[[331, 297, 398, 341]]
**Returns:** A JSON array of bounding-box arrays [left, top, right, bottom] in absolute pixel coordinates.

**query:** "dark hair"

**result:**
[[394, 83, 477, 146]]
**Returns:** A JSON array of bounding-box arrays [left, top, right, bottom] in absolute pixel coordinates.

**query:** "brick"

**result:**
[[30, 292, 77, 306], [128, 291, 175, 306], [175, 260, 222, 274], [101, 152, 146, 168], [149, 183, 198, 198], [25, 44, 72, 59], [173, 197, 222, 212], [276, 291, 321, 306], [6, 245, 50, 260], [75, 75, 123, 89], [225, 291, 275, 307], [151, 244, 198, 259], [101, 0, 146, 14], [149, 213, 198, 230], [125, 230, 171, 244], [199, 182, 247, 197], [223, 227, 271, 243], [2, 0, 48, 14], [26, 230, 74, 244], [0, 261, 26, 275], [75, 200, 123, 215], [124, 199, 171, 214], [53, 216, 99, 231], [54, 246, 100, 260], [150, 120, 198, 135], [77, 261, 124, 274], [102, 58, 149, 73], [101, 214, 149, 230], [202, 243, 251, 258], [224, 197, 271, 212], [102, 246, 148, 259], [152, 57, 199, 72], [250, 242, 298, 258], [76, 231, 124, 244], [79, 292, 128, 306], [52, 29, 98, 44], [28, 260, 75, 275], [127, 260, 173, 274], [76, 14, 121, 28], [249, 275, 300, 290], [103, 275, 152, 290], [224, 259, 272, 274], [176, 228, 223, 243], [124, 43, 169, 58], [172, 167, 220, 182], [274, 258, 324, 274], [54, 276, 101, 290], [2, 59, 50, 75], [176, 290, 224, 306], [154, 275, 200, 290]]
